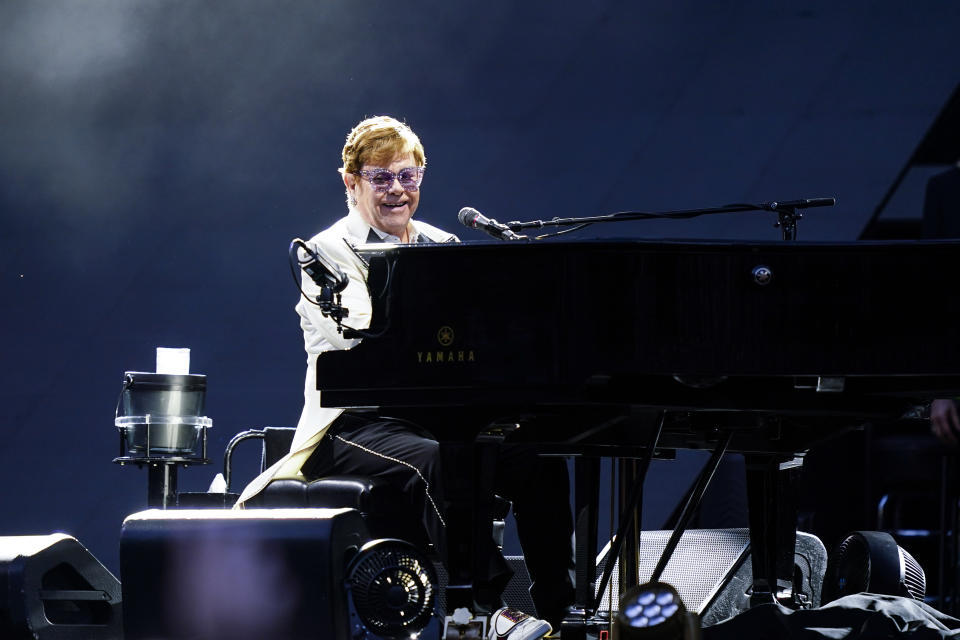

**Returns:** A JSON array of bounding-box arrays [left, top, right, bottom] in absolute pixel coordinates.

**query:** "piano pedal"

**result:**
[[559, 612, 615, 640], [443, 607, 488, 640]]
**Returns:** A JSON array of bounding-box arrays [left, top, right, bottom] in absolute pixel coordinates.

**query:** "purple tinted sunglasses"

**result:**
[[356, 166, 425, 193]]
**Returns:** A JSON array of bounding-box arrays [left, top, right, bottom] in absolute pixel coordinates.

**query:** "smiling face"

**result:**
[[345, 152, 421, 241]]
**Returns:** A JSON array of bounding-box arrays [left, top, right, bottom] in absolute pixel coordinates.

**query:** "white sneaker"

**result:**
[[488, 607, 552, 640]]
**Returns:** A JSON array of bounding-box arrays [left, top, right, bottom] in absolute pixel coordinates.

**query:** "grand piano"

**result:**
[[312, 238, 960, 628]]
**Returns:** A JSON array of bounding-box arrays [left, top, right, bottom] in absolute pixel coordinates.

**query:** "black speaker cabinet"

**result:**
[[0, 533, 122, 639], [120, 507, 370, 640], [595, 529, 827, 626]]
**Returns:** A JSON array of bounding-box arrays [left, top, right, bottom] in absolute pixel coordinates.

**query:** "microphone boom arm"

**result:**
[[503, 197, 836, 241]]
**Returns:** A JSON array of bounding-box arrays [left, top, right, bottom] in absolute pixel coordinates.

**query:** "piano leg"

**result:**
[[574, 456, 600, 611], [438, 433, 505, 613], [586, 414, 666, 614], [438, 439, 472, 611], [616, 460, 640, 590], [744, 453, 803, 607], [472, 432, 507, 611]]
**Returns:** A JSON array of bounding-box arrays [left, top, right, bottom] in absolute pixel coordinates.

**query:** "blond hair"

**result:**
[[340, 116, 425, 176]]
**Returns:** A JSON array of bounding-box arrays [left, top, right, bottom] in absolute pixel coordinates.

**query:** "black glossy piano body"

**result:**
[[322, 239, 960, 412], [315, 239, 960, 618]]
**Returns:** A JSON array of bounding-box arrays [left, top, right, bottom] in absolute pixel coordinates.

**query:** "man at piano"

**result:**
[[237, 115, 575, 632]]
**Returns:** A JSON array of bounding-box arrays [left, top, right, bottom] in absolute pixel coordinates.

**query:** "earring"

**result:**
[[350, 196, 358, 206]]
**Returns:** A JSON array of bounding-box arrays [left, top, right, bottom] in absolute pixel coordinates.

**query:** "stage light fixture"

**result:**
[[614, 582, 700, 640]]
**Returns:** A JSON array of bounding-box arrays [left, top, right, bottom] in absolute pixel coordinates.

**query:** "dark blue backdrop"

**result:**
[[1, 0, 958, 572]]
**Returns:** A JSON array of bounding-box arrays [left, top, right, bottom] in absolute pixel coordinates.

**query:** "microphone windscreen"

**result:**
[[458, 207, 480, 227]]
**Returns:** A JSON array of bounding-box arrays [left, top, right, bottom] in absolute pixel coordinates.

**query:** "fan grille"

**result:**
[[900, 547, 926, 601], [827, 531, 928, 603], [347, 539, 437, 637], [833, 535, 871, 596]]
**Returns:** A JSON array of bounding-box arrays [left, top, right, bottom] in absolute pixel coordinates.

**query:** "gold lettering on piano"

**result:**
[[416, 326, 475, 364], [416, 350, 476, 364]]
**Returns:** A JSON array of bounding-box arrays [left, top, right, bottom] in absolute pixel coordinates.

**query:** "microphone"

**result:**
[[458, 207, 525, 241], [289, 239, 348, 293], [760, 197, 836, 210]]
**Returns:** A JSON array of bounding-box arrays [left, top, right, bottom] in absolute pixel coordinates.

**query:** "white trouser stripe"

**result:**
[[333, 434, 447, 528]]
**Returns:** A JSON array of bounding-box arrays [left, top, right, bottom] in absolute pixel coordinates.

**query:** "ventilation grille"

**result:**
[[595, 529, 750, 613], [901, 547, 927, 601]]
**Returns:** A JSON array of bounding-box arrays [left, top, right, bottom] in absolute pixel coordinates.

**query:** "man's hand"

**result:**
[[930, 399, 960, 446]]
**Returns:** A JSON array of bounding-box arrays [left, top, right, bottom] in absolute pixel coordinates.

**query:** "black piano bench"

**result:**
[[246, 475, 434, 552], [223, 426, 510, 553]]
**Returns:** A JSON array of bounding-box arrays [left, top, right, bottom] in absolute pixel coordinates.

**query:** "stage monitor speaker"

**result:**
[[120, 507, 370, 640], [595, 528, 827, 627], [0, 533, 122, 639]]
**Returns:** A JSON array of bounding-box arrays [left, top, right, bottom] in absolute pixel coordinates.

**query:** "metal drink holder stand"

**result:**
[[113, 372, 212, 508]]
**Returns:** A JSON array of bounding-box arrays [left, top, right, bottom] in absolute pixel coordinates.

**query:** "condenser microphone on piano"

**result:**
[[457, 207, 526, 241], [290, 238, 349, 293]]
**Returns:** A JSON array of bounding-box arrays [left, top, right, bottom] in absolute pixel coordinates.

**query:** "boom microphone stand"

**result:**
[[501, 197, 836, 242]]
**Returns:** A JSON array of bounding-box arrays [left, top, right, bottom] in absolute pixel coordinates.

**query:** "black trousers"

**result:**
[[302, 412, 575, 627]]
